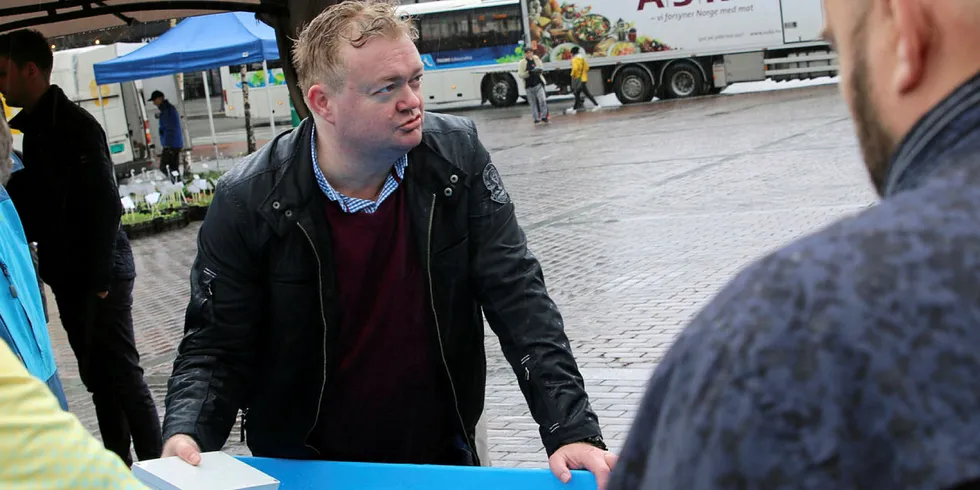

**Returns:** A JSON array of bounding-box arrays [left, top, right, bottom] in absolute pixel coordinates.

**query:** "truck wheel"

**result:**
[[614, 66, 654, 104], [663, 62, 704, 99], [486, 74, 518, 107]]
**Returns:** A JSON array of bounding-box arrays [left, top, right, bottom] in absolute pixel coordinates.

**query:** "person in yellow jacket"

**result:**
[[0, 341, 150, 489], [568, 47, 600, 114]]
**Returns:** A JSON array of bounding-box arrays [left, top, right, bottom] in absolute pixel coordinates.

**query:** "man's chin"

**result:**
[[395, 129, 423, 148]]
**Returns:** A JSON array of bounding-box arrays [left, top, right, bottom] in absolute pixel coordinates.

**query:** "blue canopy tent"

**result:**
[[93, 12, 281, 160]]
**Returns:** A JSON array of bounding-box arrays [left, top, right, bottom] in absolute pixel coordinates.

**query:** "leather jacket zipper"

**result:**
[[297, 221, 327, 455], [426, 194, 478, 464]]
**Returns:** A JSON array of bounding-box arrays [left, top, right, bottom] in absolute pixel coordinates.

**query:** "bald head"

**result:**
[[823, 0, 980, 193]]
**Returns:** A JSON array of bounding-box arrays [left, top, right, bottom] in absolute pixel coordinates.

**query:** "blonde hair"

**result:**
[[292, 0, 418, 97]]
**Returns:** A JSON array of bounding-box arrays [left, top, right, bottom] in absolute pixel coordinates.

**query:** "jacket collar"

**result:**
[[258, 114, 468, 236], [8, 85, 64, 134], [883, 69, 980, 197]]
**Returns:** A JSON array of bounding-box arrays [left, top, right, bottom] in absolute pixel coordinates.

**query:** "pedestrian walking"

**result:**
[[0, 29, 162, 467], [519, 48, 550, 124], [567, 47, 600, 114], [149, 90, 184, 183]]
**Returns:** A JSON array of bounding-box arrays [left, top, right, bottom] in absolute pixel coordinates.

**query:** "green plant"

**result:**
[[188, 192, 213, 207], [121, 212, 154, 226], [199, 170, 225, 182]]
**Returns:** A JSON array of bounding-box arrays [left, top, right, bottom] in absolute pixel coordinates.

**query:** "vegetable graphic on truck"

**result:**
[[524, 0, 836, 104]]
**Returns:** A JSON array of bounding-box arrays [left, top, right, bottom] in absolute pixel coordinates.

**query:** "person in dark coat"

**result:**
[[609, 1, 980, 489], [0, 28, 162, 466]]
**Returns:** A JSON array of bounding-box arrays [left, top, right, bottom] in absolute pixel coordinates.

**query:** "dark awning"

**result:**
[[0, 1, 286, 38]]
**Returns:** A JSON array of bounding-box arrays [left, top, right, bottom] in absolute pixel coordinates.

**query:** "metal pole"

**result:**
[[262, 59, 276, 136], [241, 64, 256, 154], [202, 70, 220, 162], [97, 87, 110, 135], [95, 87, 117, 185]]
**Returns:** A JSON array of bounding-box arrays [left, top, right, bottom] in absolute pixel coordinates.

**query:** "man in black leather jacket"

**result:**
[[162, 2, 615, 488]]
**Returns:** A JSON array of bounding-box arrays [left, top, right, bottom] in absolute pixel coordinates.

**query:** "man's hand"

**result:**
[[96, 291, 108, 299], [162, 434, 202, 466], [549, 442, 618, 490]]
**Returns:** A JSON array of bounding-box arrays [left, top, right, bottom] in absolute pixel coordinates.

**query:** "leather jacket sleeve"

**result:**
[[466, 130, 602, 456], [163, 184, 263, 450]]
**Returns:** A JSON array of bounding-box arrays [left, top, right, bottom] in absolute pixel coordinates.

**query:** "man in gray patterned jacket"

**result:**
[[610, 1, 980, 489]]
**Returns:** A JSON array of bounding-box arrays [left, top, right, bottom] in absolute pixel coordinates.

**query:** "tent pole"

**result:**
[[96, 86, 117, 185], [97, 87, 110, 137], [202, 70, 220, 162], [262, 59, 276, 136]]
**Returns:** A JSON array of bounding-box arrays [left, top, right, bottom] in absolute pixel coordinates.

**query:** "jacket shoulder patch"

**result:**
[[482, 163, 510, 204]]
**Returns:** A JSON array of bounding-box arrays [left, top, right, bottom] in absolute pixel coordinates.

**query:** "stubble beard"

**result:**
[[849, 28, 897, 196]]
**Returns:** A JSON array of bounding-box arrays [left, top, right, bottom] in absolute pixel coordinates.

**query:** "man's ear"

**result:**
[[889, 0, 932, 95], [307, 83, 334, 123], [25, 62, 43, 82]]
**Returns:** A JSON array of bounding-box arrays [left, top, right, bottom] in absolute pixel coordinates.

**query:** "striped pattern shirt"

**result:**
[[311, 126, 408, 214]]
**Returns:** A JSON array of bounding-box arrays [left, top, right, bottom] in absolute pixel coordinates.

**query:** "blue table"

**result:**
[[239, 457, 598, 490]]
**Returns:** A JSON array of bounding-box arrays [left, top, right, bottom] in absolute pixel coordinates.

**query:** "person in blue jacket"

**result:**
[[149, 90, 183, 183], [0, 115, 68, 411]]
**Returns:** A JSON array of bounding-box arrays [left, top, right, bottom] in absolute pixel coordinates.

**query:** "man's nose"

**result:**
[[399, 89, 421, 112]]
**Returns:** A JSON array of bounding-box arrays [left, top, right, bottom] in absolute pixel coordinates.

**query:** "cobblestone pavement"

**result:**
[[45, 83, 877, 468]]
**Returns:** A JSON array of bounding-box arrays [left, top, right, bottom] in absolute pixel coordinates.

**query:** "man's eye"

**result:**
[[377, 84, 395, 94]]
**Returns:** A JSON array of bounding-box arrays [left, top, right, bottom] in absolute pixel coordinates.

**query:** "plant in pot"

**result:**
[[185, 176, 217, 221], [121, 211, 155, 239]]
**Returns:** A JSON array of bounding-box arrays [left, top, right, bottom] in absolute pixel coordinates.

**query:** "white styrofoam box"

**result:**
[[132, 451, 279, 490]]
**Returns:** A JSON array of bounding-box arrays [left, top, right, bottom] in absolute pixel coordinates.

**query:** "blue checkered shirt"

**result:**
[[311, 126, 408, 214]]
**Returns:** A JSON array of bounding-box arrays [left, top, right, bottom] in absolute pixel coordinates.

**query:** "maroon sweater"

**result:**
[[311, 183, 455, 464]]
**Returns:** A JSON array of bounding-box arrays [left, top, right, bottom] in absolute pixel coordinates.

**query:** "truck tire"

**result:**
[[614, 65, 654, 104], [663, 61, 705, 99], [486, 74, 518, 107]]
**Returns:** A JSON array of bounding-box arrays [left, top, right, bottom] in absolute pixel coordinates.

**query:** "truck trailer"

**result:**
[[400, 0, 836, 108], [522, 0, 836, 103]]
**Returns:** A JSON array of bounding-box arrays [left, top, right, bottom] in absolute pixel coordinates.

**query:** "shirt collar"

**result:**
[[883, 69, 980, 197], [310, 124, 407, 201]]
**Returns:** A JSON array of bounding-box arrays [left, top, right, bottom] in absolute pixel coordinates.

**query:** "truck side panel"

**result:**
[[525, 0, 784, 65]]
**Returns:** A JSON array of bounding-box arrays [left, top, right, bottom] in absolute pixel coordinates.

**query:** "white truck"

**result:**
[[219, 64, 291, 122], [3, 44, 155, 178], [522, 0, 835, 103]]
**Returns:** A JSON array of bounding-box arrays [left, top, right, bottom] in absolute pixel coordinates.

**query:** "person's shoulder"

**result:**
[[422, 111, 478, 136], [208, 118, 316, 228], [57, 100, 103, 138], [420, 112, 487, 172]]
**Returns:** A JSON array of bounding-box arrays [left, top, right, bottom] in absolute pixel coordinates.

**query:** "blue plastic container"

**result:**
[[239, 457, 598, 490]]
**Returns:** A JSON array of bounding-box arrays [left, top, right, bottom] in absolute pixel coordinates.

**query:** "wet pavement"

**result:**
[[47, 83, 878, 467]]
